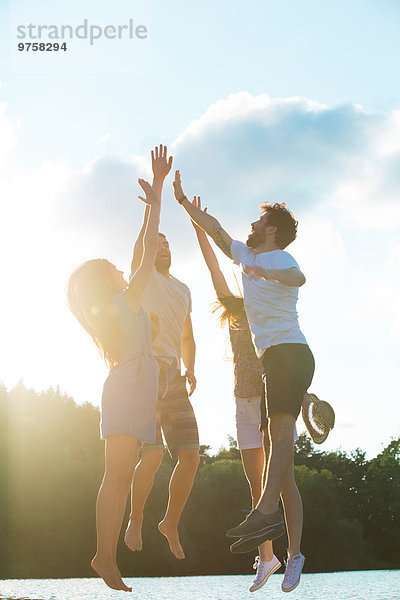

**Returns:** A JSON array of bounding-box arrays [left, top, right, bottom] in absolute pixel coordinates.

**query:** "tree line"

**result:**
[[0, 382, 399, 579]]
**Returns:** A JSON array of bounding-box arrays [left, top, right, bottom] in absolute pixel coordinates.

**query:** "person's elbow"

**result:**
[[297, 271, 306, 287], [285, 268, 305, 287], [182, 334, 196, 348], [181, 329, 195, 345]]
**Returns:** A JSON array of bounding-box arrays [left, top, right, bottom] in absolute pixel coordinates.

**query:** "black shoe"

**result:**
[[226, 508, 284, 539], [229, 521, 286, 554]]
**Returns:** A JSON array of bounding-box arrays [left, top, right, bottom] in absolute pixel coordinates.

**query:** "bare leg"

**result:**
[[241, 446, 274, 562], [240, 447, 264, 504], [281, 463, 303, 558], [263, 421, 303, 556], [158, 448, 200, 559], [257, 413, 295, 514], [124, 448, 164, 551], [91, 435, 139, 592]]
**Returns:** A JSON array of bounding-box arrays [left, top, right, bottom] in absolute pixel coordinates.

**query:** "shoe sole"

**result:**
[[282, 577, 301, 593], [249, 560, 282, 592], [227, 520, 285, 539], [230, 524, 285, 554]]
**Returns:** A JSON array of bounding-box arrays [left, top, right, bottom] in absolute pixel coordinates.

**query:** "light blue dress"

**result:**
[[100, 292, 159, 442]]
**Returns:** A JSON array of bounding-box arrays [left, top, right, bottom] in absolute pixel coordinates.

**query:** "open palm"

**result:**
[[152, 144, 173, 180]]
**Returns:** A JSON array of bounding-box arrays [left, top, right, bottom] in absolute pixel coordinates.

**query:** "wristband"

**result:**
[[177, 195, 187, 205]]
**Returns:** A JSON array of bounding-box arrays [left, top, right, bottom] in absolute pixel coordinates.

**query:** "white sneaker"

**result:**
[[249, 555, 281, 592], [281, 553, 305, 592]]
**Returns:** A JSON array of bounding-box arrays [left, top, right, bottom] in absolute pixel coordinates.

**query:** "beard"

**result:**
[[155, 254, 171, 272], [246, 231, 261, 248]]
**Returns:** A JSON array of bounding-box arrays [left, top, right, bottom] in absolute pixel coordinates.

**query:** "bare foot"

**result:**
[[124, 519, 143, 551], [91, 555, 132, 592], [158, 519, 185, 560]]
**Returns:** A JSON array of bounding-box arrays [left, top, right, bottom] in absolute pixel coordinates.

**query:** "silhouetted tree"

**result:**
[[0, 383, 399, 578]]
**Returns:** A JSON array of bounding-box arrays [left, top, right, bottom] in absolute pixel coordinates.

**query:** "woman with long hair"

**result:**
[[190, 197, 304, 593], [66, 165, 163, 592]]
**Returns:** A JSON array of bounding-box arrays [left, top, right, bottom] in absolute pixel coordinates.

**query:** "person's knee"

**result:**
[[104, 467, 134, 492], [138, 449, 164, 474], [177, 449, 200, 472], [269, 413, 295, 443]]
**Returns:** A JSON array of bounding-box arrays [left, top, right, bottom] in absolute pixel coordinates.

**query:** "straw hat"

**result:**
[[302, 393, 335, 444]]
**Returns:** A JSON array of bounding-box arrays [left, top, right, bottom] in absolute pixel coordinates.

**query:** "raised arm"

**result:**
[[124, 180, 161, 312], [190, 196, 232, 298], [173, 171, 233, 259], [130, 205, 150, 277], [130, 145, 172, 276]]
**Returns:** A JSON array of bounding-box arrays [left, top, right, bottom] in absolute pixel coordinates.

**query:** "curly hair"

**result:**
[[259, 202, 298, 249]]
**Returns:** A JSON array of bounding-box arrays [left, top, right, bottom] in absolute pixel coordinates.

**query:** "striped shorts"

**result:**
[[141, 373, 199, 459]]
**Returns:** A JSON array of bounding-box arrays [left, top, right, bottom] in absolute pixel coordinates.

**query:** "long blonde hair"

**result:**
[[66, 259, 124, 369], [212, 295, 246, 329]]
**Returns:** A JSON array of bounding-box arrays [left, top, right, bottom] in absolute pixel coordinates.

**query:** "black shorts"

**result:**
[[260, 343, 315, 424]]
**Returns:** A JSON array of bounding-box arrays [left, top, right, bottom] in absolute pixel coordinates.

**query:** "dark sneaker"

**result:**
[[229, 521, 285, 554], [226, 508, 284, 539]]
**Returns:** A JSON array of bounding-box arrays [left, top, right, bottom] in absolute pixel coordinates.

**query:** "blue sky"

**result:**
[[1, 0, 400, 457], [2, 0, 400, 164]]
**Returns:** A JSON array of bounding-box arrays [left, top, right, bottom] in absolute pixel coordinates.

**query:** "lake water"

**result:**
[[0, 570, 399, 600]]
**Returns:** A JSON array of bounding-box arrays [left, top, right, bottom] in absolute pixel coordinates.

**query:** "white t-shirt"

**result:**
[[231, 240, 307, 357], [140, 267, 192, 365]]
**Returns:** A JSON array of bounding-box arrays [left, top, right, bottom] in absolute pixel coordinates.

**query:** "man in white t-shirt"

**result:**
[[174, 171, 313, 590], [124, 148, 200, 561]]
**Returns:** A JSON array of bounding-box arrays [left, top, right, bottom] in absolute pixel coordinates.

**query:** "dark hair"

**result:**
[[212, 295, 246, 328], [66, 259, 124, 369], [260, 202, 298, 249]]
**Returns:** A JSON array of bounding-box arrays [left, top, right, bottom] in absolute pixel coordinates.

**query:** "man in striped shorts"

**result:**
[[124, 146, 200, 560]]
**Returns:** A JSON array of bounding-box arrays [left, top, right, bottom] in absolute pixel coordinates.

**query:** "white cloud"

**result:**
[[373, 109, 400, 157], [2, 91, 400, 458], [173, 93, 328, 147], [7, 90, 397, 258], [171, 93, 400, 233], [331, 156, 400, 229]]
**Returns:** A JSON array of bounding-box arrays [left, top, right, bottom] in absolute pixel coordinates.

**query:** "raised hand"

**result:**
[[192, 196, 205, 211], [191, 196, 207, 232], [243, 264, 271, 280], [175, 172, 233, 259], [138, 179, 161, 206], [173, 170, 185, 202], [152, 144, 173, 181]]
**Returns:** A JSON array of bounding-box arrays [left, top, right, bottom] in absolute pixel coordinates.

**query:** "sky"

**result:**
[[1, 0, 400, 458]]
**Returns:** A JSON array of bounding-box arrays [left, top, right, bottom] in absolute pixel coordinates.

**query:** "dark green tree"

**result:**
[[1, 383, 399, 578]]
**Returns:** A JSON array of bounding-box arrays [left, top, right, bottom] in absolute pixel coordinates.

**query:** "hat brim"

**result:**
[[302, 394, 335, 445]]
